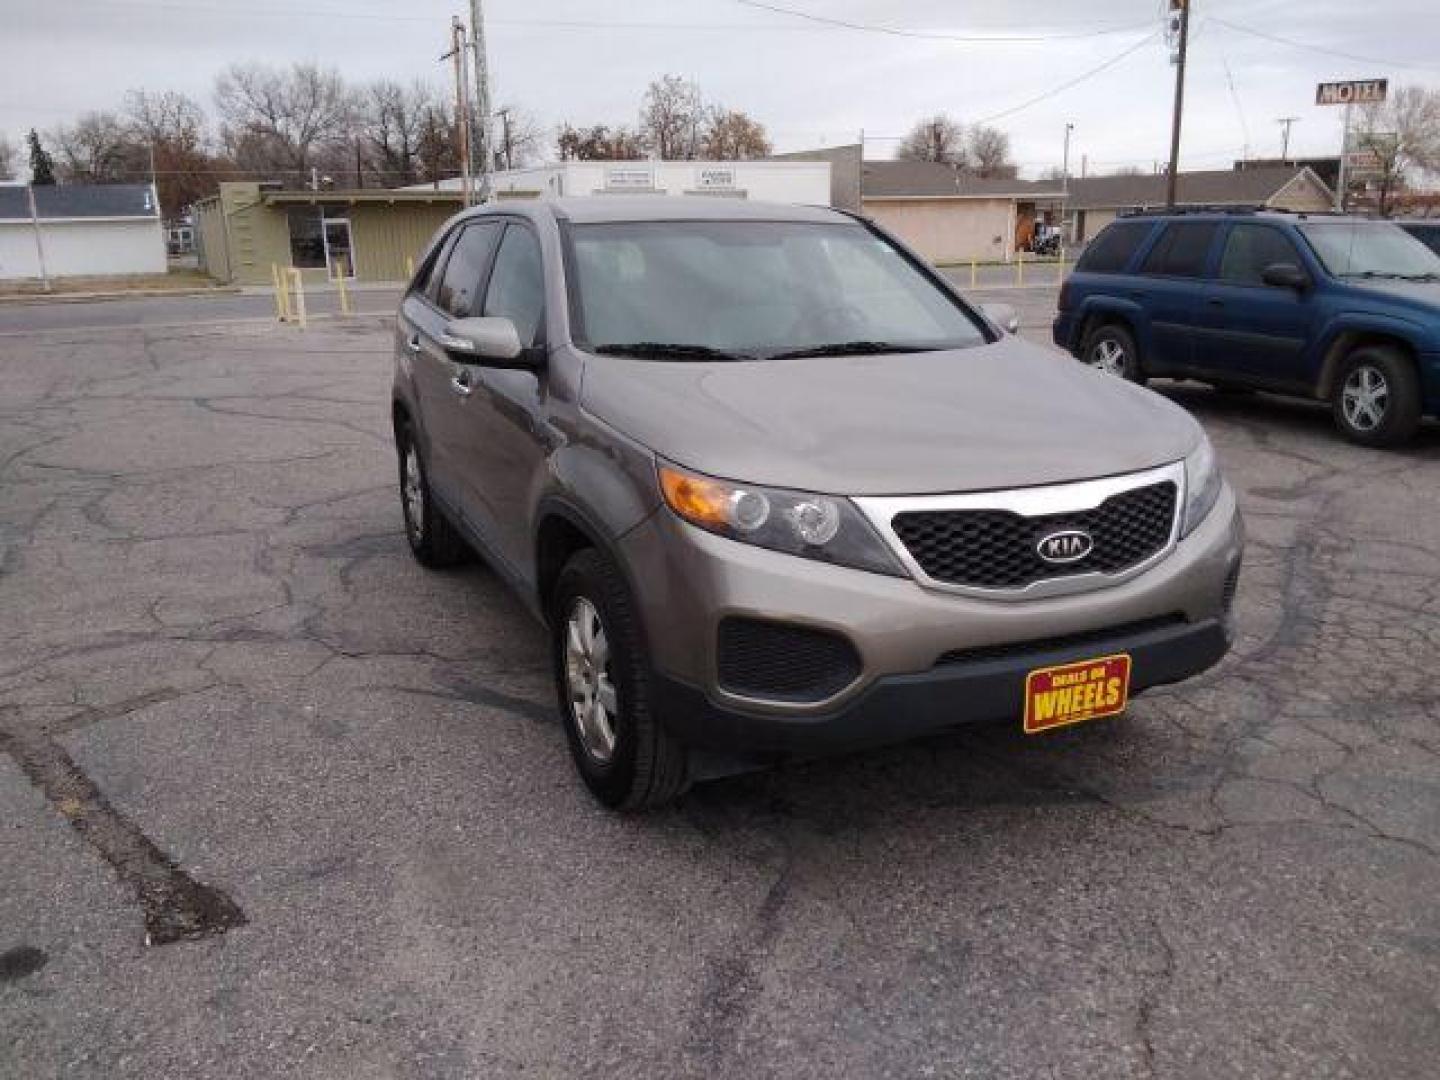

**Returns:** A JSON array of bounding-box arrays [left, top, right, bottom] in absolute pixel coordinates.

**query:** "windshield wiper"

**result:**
[[765, 341, 940, 361], [591, 342, 754, 362]]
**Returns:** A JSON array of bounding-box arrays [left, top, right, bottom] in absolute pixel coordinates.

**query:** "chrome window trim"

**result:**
[[853, 461, 1186, 602]]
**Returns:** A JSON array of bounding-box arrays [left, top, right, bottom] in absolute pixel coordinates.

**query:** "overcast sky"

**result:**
[[3, 0, 1439, 178]]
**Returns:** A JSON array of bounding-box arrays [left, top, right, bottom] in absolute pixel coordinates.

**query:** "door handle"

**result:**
[[405, 334, 422, 353], [1206, 298, 1224, 307], [449, 368, 474, 397]]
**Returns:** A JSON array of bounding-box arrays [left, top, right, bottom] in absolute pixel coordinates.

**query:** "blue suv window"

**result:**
[[1139, 222, 1218, 277], [1218, 224, 1303, 285], [1075, 221, 1152, 274]]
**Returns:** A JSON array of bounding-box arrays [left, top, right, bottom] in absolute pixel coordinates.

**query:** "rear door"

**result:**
[[1196, 222, 1316, 388], [398, 219, 504, 512], [1131, 220, 1220, 374]]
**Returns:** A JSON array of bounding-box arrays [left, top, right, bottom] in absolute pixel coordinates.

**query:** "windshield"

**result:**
[[1298, 221, 1440, 279], [567, 220, 988, 359]]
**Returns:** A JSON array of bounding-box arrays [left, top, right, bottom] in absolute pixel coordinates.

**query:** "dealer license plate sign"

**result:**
[[1023, 654, 1132, 734]]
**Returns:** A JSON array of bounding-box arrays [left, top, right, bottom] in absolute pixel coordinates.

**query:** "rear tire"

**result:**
[[1331, 346, 1422, 448], [551, 549, 690, 811], [396, 422, 471, 568], [1080, 322, 1146, 383]]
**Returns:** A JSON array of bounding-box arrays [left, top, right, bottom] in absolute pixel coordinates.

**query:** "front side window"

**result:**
[[436, 220, 503, 318], [1298, 221, 1440, 280], [567, 220, 987, 358], [483, 225, 545, 347], [1219, 224, 1305, 285], [1139, 222, 1218, 277], [1075, 221, 1153, 274]]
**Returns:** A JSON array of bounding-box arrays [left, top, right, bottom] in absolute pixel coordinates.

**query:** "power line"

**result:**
[[976, 30, 1163, 124], [1210, 15, 1440, 73], [727, 0, 1158, 42]]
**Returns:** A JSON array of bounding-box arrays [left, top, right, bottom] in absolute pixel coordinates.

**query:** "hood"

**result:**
[[1341, 278, 1440, 312], [578, 336, 1200, 496]]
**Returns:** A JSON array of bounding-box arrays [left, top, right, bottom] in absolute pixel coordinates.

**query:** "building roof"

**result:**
[[547, 195, 849, 225], [261, 189, 466, 206], [0, 183, 159, 221], [862, 160, 1065, 200], [1065, 166, 1327, 210]]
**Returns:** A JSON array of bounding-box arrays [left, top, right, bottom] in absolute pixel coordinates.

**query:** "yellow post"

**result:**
[[272, 264, 291, 322], [970, 259, 977, 288], [405, 255, 415, 279], [1016, 252, 1024, 286], [287, 268, 307, 329], [335, 257, 351, 316], [1058, 246, 1067, 284]]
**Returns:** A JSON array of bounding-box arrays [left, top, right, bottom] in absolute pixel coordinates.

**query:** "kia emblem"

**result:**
[[1036, 528, 1093, 564]]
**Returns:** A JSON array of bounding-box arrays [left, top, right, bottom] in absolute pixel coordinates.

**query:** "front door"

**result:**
[[323, 217, 355, 279], [452, 220, 549, 572], [1196, 223, 1315, 389]]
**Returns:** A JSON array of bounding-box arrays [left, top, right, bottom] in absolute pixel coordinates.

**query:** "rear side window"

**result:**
[[436, 220, 503, 318], [1075, 221, 1152, 274], [1219, 224, 1304, 285], [1139, 222, 1218, 277]]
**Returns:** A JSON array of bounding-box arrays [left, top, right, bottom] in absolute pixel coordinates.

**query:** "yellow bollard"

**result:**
[[405, 255, 415, 280], [335, 257, 351, 316], [287, 268, 307, 329], [970, 259, 977, 288], [273, 263, 292, 322], [1058, 246, 1067, 284], [1016, 252, 1024, 286]]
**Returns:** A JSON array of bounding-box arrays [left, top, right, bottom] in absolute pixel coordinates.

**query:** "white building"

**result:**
[[406, 160, 832, 206], [0, 183, 166, 281]]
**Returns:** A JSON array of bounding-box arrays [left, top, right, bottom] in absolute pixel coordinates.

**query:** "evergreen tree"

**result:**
[[27, 129, 56, 185]]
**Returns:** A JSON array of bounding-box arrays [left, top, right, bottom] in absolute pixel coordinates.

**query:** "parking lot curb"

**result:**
[[0, 286, 243, 307]]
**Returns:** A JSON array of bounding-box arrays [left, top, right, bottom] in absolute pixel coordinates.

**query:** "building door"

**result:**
[[323, 217, 355, 279]]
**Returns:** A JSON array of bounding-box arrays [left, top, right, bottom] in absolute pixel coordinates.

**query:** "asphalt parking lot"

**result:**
[[2, 291, 1439, 1079]]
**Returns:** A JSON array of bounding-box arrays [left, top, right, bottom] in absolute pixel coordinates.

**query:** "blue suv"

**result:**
[[1053, 209, 1440, 446]]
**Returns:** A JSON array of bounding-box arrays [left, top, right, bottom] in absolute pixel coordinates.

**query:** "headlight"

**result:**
[[1181, 434, 1223, 537], [657, 463, 904, 576]]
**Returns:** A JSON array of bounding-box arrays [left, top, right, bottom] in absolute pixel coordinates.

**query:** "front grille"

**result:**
[[891, 480, 1177, 590], [935, 615, 1186, 667], [717, 617, 861, 702]]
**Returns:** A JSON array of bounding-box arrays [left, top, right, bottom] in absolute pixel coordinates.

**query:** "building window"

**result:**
[[287, 207, 326, 268]]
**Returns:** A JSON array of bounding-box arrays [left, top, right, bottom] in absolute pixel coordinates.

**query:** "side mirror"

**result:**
[[980, 302, 1020, 335], [440, 316, 534, 366], [1260, 262, 1308, 290]]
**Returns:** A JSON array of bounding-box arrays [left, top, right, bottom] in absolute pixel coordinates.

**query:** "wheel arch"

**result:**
[[534, 498, 648, 627], [1315, 327, 1421, 400]]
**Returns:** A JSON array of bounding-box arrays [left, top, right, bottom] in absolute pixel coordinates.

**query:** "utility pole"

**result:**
[[1277, 116, 1300, 163], [1335, 103, 1352, 212], [1062, 122, 1073, 191], [442, 17, 474, 207], [1164, 0, 1190, 207], [496, 106, 513, 172], [469, 0, 493, 201]]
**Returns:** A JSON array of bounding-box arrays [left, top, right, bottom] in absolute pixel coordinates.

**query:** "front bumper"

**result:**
[[618, 480, 1243, 750], [653, 615, 1230, 754]]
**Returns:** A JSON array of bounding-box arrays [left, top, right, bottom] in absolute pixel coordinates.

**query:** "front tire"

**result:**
[[396, 423, 471, 568], [1332, 346, 1422, 448], [551, 549, 690, 810], [1080, 322, 1146, 383]]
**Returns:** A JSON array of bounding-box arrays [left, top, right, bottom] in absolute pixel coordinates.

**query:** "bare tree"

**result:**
[[415, 103, 462, 186], [968, 124, 1013, 178], [214, 62, 355, 183], [493, 104, 544, 170], [1353, 84, 1440, 216], [639, 75, 704, 160], [356, 79, 440, 186], [48, 111, 147, 183], [555, 123, 646, 161], [897, 115, 968, 166], [0, 134, 17, 181], [123, 89, 219, 216], [1109, 165, 1147, 176], [701, 109, 772, 160]]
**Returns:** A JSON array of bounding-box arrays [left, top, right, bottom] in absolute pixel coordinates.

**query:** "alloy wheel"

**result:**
[[1089, 338, 1127, 376], [1341, 364, 1389, 432], [563, 597, 618, 763], [402, 445, 425, 542]]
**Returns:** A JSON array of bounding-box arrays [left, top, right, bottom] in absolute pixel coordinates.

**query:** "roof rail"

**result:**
[[1119, 204, 1266, 217]]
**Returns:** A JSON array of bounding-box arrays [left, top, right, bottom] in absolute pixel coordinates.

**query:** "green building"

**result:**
[[193, 182, 466, 285]]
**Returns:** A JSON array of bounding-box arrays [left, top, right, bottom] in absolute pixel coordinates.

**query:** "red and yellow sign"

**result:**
[[1023, 654, 1132, 735]]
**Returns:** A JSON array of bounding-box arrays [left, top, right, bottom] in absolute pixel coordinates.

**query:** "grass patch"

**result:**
[[0, 268, 221, 297]]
